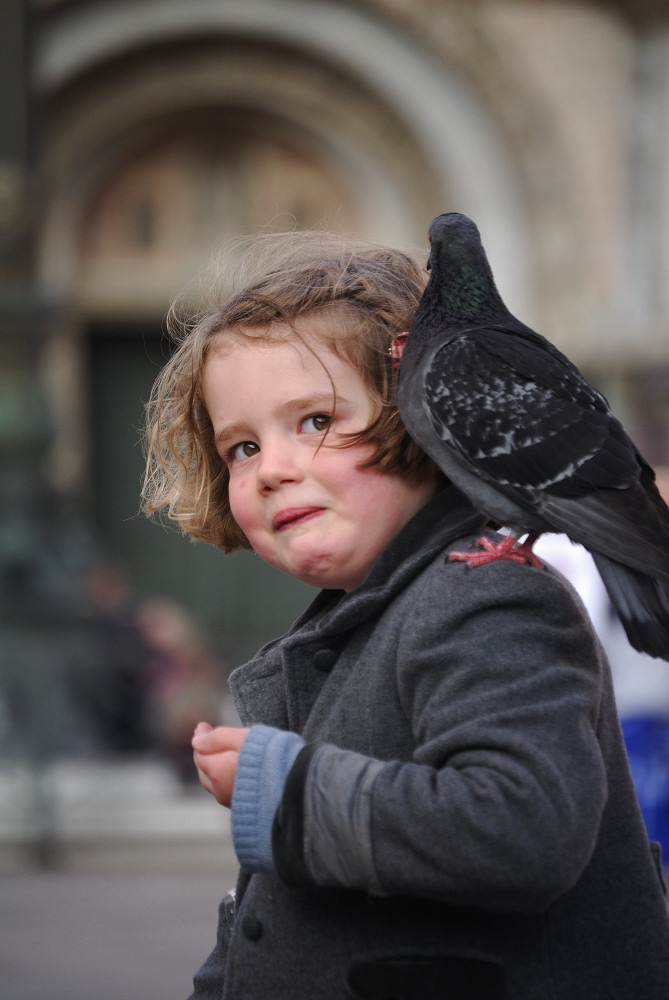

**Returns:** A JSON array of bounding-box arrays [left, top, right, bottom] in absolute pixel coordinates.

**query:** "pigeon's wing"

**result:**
[[422, 327, 640, 496], [421, 328, 669, 578]]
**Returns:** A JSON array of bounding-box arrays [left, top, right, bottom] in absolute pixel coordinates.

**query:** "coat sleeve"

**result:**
[[273, 560, 608, 914]]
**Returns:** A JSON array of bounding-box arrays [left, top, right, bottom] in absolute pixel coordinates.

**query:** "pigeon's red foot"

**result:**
[[449, 533, 543, 569]]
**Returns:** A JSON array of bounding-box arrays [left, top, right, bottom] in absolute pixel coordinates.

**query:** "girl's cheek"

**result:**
[[229, 478, 253, 525]]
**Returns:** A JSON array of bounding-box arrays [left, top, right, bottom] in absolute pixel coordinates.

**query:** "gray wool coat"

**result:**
[[190, 488, 669, 1000]]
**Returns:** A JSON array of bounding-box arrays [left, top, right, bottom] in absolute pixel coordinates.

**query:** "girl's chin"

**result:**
[[292, 556, 367, 592], [256, 530, 366, 589], [280, 546, 348, 588], [289, 555, 337, 587]]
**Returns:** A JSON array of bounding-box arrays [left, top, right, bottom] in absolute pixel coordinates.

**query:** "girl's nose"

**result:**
[[257, 438, 303, 493]]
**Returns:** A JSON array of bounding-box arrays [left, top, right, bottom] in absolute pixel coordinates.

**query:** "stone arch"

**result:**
[[36, 0, 537, 311], [40, 40, 444, 314]]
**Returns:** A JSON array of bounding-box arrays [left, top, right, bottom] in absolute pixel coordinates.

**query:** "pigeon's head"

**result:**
[[417, 212, 508, 323], [426, 213, 481, 270]]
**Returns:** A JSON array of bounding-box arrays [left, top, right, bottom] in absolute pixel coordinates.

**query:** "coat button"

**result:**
[[312, 648, 338, 672], [241, 914, 263, 941]]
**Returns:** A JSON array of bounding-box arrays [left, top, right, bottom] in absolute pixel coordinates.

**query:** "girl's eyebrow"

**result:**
[[214, 422, 251, 452], [282, 393, 341, 416], [213, 392, 344, 451]]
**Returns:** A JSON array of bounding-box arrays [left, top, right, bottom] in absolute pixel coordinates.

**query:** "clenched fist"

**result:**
[[192, 722, 251, 807]]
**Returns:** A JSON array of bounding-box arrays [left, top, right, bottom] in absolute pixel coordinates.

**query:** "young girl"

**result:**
[[143, 232, 669, 1000]]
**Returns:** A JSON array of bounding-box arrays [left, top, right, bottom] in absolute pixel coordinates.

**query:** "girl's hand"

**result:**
[[192, 722, 251, 807]]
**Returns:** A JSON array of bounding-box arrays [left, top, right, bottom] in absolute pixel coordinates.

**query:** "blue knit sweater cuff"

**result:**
[[231, 724, 306, 873]]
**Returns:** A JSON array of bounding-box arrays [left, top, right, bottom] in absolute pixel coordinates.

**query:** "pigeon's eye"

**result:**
[[230, 441, 260, 462], [301, 414, 331, 434]]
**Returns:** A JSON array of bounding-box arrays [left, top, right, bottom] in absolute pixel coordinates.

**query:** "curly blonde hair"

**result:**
[[142, 230, 436, 553]]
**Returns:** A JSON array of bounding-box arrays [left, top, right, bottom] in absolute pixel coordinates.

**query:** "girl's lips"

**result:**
[[273, 507, 325, 531]]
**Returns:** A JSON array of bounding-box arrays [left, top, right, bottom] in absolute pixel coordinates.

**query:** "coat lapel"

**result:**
[[229, 487, 485, 731]]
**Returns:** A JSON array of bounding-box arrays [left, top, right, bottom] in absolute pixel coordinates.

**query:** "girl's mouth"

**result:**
[[273, 507, 325, 531]]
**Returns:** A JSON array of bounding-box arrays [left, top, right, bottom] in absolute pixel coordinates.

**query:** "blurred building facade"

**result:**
[[2, 0, 669, 674]]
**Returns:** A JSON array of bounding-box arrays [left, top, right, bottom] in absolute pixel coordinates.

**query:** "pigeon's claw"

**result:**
[[449, 533, 543, 569]]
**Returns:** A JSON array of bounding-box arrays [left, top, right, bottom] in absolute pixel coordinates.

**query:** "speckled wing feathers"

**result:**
[[423, 329, 639, 496]]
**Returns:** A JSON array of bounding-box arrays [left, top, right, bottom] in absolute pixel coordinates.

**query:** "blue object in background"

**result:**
[[621, 715, 669, 857]]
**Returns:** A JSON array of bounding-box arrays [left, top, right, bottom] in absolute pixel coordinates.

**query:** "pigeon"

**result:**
[[395, 212, 669, 659]]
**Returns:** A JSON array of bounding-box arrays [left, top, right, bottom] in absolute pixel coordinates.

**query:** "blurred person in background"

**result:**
[[605, 468, 669, 856], [535, 467, 669, 857], [71, 563, 225, 781], [136, 597, 225, 784], [71, 562, 154, 755]]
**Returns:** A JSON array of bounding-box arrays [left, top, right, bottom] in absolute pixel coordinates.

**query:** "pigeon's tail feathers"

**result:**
[[592, 552, 669, 660], [541, 484, 669, 584]]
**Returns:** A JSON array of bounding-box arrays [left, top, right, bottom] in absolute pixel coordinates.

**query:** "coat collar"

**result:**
[[229, 487, 485, 727]]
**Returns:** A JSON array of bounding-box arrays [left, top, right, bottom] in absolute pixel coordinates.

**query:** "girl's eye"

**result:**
[[230, 441, 260, 462], [301, 413, 331, 434]]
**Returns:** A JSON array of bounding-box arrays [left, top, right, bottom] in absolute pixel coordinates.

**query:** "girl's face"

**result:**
[[203, 324, 436, 591]]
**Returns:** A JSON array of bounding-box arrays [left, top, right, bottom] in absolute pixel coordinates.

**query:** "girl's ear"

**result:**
[[391, 332, 408, 369]]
